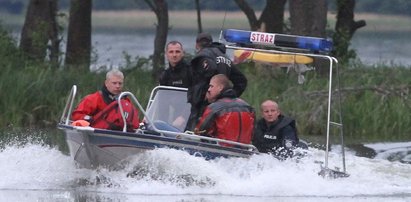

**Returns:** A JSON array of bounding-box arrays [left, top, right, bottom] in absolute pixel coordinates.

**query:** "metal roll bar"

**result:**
[[223, 43, 348, 177]]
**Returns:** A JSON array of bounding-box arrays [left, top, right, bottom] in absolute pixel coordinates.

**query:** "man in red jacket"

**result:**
[[71, 69, 139, 131], [195, 74, 255, 145]]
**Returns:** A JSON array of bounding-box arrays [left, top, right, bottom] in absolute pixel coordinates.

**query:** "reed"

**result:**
[[2, 61, 410, 143], [0, 25, 410, 143], [239, 61, 411, 143]]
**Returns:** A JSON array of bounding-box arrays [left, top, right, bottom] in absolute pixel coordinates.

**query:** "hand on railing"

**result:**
[[138, 122, 147, 130], [184, 130, 195, 135], [193, 128, 207, 135]]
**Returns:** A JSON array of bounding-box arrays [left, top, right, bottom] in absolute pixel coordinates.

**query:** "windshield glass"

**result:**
[[145, 87, 190, 131]]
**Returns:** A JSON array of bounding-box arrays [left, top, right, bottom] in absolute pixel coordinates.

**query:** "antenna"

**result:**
[[219, 10, 228, 43]]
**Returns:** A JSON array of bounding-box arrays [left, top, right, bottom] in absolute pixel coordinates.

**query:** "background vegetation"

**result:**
[[0, 21, 410, 145], [1, 0, 410, 146]]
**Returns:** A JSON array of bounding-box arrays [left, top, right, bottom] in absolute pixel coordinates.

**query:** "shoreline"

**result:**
[[1, 10, 411, 33]]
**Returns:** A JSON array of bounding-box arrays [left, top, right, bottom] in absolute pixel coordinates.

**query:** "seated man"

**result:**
[[71, 69, 139, 131], [194, 74, 255, 145], [252, 100, 301, 158]]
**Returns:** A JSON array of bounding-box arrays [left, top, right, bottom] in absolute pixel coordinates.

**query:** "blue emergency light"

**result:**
[[223, 29, 333, 53]]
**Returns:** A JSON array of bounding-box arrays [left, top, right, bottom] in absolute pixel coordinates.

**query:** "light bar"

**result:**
[[223, 29, 333, 53]]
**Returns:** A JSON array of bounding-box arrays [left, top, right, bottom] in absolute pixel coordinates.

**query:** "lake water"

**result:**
[[91, 30, 411, 68], [6, 27, 411, 68], [0, 133, 410, 201], [2, 25, 411, 201]]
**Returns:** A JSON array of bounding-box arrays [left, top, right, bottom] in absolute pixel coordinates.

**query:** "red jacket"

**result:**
[[72, 91, 139, 131], [196, 90, 255, 145], [72, 91, 108, 121]]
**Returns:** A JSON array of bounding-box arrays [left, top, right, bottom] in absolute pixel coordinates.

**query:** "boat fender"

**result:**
[[71, 120, 90, 127]]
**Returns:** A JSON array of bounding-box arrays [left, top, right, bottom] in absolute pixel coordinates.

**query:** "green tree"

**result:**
[[289, 0, 327, 37], [234, 0, 286, 32], [333, 0, 366, 62], [65, 0, 92, 69], [142, 0, 169, 80], [20, 0, 59, 63]]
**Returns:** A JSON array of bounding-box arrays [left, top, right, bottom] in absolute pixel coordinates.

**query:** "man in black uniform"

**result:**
[[157, 41, 191, 130], [253, 100, 303, 159], [159, 41, 190, 88], [185, 33, 248, 131]]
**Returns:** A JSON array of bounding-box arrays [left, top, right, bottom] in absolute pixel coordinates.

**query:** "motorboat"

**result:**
[[58, 29, 349, 178], [58, 85, 259, 170]]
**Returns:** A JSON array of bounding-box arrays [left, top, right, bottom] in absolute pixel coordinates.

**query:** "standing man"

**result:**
[[252, 100, 301, 157], [157, 41, 191, 129], [186, 33, 248, 131], [159, 40, 190, 88], [195, 74, 255, 145], [71, 69, 139, 131]]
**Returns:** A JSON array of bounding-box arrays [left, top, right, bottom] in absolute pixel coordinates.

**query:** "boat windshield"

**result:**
[[145, 87, 191, 132]]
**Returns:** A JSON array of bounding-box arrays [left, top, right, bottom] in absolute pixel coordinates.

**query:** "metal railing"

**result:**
[[223, 43, 347, 177], [117, 90, 259, 152], [60, 85, 77, 125]]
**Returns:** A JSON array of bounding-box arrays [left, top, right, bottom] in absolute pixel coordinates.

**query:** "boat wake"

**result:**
[[0, 139, 411, 201], [125, 150, 217, 188]]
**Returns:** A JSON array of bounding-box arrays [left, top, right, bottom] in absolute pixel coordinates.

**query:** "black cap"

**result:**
[[196, 33, 212, 44]]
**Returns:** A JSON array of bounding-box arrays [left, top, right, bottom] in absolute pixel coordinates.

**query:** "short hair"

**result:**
[[165, 40, 184, 51], [212, 74, 233, 89], [260, 100, 279, 111], [196, 32, 212, 48], [106, 69, 124, 80]]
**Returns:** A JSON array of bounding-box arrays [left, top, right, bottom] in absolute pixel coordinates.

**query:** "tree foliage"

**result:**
[[65, 0, 92, 69], [19, 0, 59, 63], [234, 0, 286, 32], [332, 0, 366, 62], [289, 0, 327, 37], [142, 0, 169, 80]]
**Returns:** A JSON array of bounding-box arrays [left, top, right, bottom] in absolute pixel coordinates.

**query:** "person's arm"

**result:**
[[158, 70, 168, 85], [252, 122, 266, 152], [71, 94, 98, 121], [191, 55, 218, 80], [281, 125, 298, 147], [229, 67, 248, 97], [125, 98, 141, 130], [194, 106, 216, 137]]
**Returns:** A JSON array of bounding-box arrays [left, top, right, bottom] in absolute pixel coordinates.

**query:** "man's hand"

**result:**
[[193, 127, 206, 135]]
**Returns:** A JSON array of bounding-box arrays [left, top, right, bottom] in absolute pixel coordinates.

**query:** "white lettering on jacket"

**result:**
[[263, 134, 277, 140], [216, 56, 232, 67], [172, 80, 183, 85]]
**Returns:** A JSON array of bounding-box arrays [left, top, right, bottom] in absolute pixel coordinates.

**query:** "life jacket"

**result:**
[[196, 90, 255, 146], [253, 115, 299, 153], [91, 99, 139, 132]]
